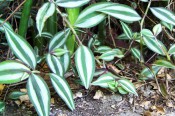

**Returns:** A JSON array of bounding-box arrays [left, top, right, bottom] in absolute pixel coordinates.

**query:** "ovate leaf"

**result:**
[[36, 2, 56, 35], [49, 29, 70, 51], [168, 44, 175, 55], [131, 48, 143, 62], [143, 35, 167, 55], [46, 54, 64, 76], [0, 60, 30, 84], [141, 29, 154, 38], [4, 27, 37, 69], [8, 91, 26, 100], [161, 21, 173, 31], [141, 66, 161, 79], [56, 0, 90, 8], [120, 21, 133, 39], [60, 45, 71, 72], [118, 79, 138, 96], [49, 73, 75, 111], [97, 3, 141, 22], [153, 24, 162, 36], [92, 73, 116, 88], [153, 60, 175, 69], [99, 49, 124, 61], [0, 18, 13, 32], [118, 86, 128, 94], [150, 7, 175, 25], [27, 74, 50, 116], [75, 45, 95, 89], [95, 46, 112, 53], [0, 101, 5, 113], [52, 48, 69, 57], [75, 2, 112, 28]]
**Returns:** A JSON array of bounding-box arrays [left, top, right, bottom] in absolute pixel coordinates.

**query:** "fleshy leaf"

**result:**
[[75, 45, 95, 89], [27, 74, 50, 116], [46, 54, 64, 76], [36, 2, 56, 35], [56, 0, 90, 8], [0, 60, 30, 84], [49, 73, 75, 111], [4, 27, 37, 69]]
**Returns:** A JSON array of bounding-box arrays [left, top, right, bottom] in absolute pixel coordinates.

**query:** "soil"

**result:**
[[1, 85, 175, 116]]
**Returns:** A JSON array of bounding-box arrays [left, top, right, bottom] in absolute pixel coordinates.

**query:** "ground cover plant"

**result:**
[[0, 0, 175, 115]]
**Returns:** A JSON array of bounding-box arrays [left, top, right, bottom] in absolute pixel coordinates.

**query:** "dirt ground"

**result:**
[[1, 85, 175, 116]]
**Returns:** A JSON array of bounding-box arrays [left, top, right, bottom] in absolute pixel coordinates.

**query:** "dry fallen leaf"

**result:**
[[19, 95, 29, 103], [140, 101, 151, 109], [14, 100, 21, 106], [51, 98, 55, 104], [20, 88, 27, 93], [166, 100, 174, 108], [0, 84, 5, 95], [156, 106, 165, 115], [73, 92, 83, 99], [151, 106, 165, 115], [93, 90, 103, 100], [143, 111, 152, 116]]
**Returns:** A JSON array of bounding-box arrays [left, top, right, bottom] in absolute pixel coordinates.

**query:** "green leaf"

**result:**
[[46, 54, 64, 76], [99, 50, 116, 61], [49, 73, 75, 111], [95, 46, 112, 53], [27, 74, 50, 116], [118, 79, 138, 96], [120, 21, 132, 39], [52, 48, 69, 57], [60, 45, 71, 72], [113, 48, 124, 58], [150, 7, 175, 25], [153, 60, 175, 69], [141, 29, 154, 38], [36, 2, 56, 35], [49, 29, 70, 51], [99, 49, 124, 61], [143, 35, 167, 55], [118, 86, 128, 94], [4, 27, 37, 69], [153, 24, 162, 36], [0, 101, 5, 113], [97, 3, 141, 22], [75, 45, 95, 89], [56, 0, 90, 8], [35, 32, 53, 39], [8, 91, 26, 100], [75, 2, 112, 28], [0, 18, 13, 32], [161, 21, 174, 31], [168, 44, 175, 55], [92, 72, 116, 88], [0, 60, 30, 84], [141, 66, 161, 79], [131, 48, 143, 62]]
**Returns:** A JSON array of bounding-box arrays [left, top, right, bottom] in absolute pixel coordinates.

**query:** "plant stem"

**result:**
[[56, 8, 82, 45], [18, 0, 33, 37], [140, 0, 152, 62], [66, 8, 80, 54]]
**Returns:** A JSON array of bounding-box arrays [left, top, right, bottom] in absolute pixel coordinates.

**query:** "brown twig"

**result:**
[[0, 0, 26, 27]]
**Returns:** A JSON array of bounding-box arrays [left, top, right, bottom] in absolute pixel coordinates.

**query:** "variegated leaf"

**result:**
[[46, 54, 64, 76], [4, 27, 36, 69], [27, 74, 50, 116], [36, 2, 56, 35], [75, 45, 95, 89], [0, 60, 30, 84], [49, 29, 70, 51], [49, 73, 75, 110]]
